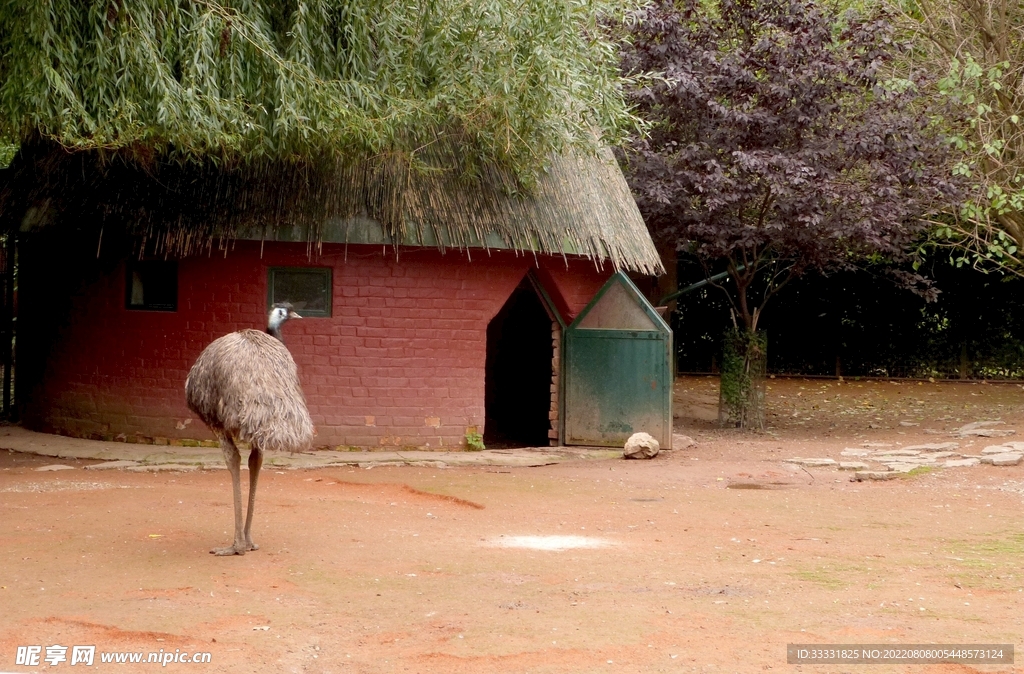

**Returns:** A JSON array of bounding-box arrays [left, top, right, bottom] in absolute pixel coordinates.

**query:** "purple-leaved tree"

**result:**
[[620, 0, 961, 427]]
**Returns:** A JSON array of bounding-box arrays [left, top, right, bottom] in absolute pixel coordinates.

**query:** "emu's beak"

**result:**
[[289, 310, 302, 319]]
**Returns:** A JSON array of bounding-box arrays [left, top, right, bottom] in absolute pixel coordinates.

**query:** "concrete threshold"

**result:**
[[0, 426, 620, 470]]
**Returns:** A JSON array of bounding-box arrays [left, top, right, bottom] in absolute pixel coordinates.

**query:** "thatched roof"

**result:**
[[0, 141, 662, 275]]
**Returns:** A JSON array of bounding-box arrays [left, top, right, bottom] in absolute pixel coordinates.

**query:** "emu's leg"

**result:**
[[242, 448, 263, 551], [211, 435, 247, 556]]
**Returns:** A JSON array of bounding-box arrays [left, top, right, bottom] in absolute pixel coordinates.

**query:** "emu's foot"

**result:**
[[210, 543, 252, 556], [245, 540, 259, 551]]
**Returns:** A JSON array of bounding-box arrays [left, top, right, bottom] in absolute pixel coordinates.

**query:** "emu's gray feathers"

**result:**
[[185, 329, 313, 452]]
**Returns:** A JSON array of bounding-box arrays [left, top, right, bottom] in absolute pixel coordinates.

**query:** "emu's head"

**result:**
[[267, 302, 302, 340]]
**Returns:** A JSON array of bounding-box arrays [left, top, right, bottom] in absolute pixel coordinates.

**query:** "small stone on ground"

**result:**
[[854, 471, 899, 481], [671, 434, 697, 450], [624, 432, 660, 460], [784, 458, 837, 467]]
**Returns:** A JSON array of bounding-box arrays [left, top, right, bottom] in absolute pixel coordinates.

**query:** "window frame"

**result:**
[[124, 259, 178, 312], [267, 266, 332, 318]]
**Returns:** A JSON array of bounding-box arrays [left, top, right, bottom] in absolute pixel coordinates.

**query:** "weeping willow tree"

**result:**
[[0, 0, 639, 182]]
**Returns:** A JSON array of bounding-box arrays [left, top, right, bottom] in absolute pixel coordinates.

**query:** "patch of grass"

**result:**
[[789, 564, 863, 590], [949, 532, 1024, 559], [900, 466, 937, 478], [945, 533, 1024, 590]]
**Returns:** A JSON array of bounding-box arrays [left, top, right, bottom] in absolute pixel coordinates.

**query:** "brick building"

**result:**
[[3, 142, 664, 449]]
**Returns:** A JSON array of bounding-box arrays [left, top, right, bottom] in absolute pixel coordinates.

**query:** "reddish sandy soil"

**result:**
[[1, 376, 1023, 674]]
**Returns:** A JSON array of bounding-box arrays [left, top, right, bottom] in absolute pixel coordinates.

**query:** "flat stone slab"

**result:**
[[882, 463, 923, 473], [944, 458, 981, 468], [839, 462, 869, 470], [903, 443, 960, 452], [83, 460, 142, 470], [783, 458, 837, 467], [841, 448, 871, 457], [33, 464, 75, 472], [882, 458, 936, 466], [982, 445, 1021, 454], [929, 452, 960, 459], [854, 471, 900, 481], [980, 453, 1023, 466], [955, 429, 1016, 438], [954, 421, 1005, 432], [873, 449, 922, 457], [999, 441, 1024, 451]]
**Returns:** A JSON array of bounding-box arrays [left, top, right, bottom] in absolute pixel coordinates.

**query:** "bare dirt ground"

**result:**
[[2, 376, 1023, 674]]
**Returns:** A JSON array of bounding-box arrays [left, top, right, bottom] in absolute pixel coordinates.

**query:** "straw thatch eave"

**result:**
[[0, 140, 662, 275]]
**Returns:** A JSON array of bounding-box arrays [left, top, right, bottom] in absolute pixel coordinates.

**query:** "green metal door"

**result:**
[[563, 272, 672, 448]]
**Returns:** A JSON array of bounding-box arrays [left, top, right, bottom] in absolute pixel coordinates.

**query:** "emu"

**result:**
[[185, 303, 314, 555]]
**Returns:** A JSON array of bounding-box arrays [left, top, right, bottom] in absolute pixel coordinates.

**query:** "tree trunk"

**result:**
[[718, 329, 767, 430]]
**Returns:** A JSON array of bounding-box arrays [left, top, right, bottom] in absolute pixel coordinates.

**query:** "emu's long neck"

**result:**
[[267, 325, 283, 342]]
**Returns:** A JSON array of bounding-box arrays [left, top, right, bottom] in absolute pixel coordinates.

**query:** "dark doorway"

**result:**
[[485, 280, 554, 448]]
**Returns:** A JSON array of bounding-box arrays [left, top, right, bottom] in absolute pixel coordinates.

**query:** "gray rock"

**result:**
[[883, 462, 922, 473], [671, 434, 697, 450], [903, 442, 960, 452], [980, 453, 1023, 466], [783, 458, 837, 467], [839, 462, 869, 470], [624, 432, 660, 460], [899, 421, 920, 427], [929, 452, 960, 459], [954, 420, 1004, 432], [125, 464, 199, 472], [883, 457, 936, 465], [943, 458, 981, 468], [952, 421, 1015, 438], [34, 464, 74, 472], [854, 471, 900, 481], [982, 445, 1015, 454], [999, 441, 1024, 451], [956, 428, 1016, 437], [840, 448, 871, 457], [873, 450, 922, 458]]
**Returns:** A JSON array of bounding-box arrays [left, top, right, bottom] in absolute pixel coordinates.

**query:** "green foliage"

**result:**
[[464, 431, 485, 452], [0, 141, 16, 167], [0, 0, 639, 182], [889, 0, 1024, 272]]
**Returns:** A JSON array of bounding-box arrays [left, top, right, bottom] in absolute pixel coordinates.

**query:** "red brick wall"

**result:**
[[19, 242, 612, 449]]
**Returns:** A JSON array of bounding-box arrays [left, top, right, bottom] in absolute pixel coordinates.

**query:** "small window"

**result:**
[[125, 260, 177, 311], [268, 267, 331, 317]]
